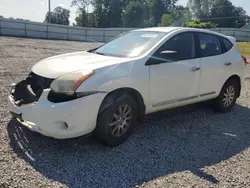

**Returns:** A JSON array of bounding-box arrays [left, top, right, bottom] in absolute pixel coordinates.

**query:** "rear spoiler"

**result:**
[[226, 35, 236, 43]]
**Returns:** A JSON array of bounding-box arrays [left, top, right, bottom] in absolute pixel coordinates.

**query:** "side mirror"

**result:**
[[160, 50, 178, 54]]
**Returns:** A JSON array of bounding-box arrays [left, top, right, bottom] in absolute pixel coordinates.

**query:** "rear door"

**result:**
[[197, 32, 227, 97]]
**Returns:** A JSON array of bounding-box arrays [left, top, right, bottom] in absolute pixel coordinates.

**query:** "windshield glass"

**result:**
[[95, 31, 167, 58]]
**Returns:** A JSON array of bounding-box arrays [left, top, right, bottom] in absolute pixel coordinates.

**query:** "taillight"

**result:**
[[241, 55, 249, 66]]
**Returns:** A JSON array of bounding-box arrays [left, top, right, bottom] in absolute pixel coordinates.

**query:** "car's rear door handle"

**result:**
[[190, 67, 201, 72], [224, 62, 232, 66]]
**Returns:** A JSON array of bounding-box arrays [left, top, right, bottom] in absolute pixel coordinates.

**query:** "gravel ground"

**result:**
[[1, 36, 250, 188]]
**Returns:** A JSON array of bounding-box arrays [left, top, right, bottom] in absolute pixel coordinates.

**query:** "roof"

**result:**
[[133, 27, 182, 33], [133, 27, 233, 40]]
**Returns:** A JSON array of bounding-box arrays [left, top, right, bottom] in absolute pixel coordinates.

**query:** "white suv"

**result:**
[[8, 27, 247, 146]]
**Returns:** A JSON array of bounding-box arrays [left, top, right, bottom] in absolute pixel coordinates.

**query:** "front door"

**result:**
[[148, 32, 201, 109]]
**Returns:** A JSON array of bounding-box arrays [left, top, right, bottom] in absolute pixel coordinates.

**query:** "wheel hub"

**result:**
[[109, 105, 132, 137], [223, 86, 235, 107]]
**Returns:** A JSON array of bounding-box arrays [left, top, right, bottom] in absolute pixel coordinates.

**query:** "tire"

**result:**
[[214, 78, 239, 113], [93, 93, 138, 147]]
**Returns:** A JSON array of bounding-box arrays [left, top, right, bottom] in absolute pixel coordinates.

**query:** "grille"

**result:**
[[27, 72, 54, 98], [12, 72, 54, 106]]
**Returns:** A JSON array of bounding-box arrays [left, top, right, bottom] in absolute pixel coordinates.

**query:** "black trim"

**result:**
[[199, 92, 216, 97], [194, 32, 201, 58], [47, 90, 106, 103], [153, 95, 198, 107], [153, 91, 216, 107]]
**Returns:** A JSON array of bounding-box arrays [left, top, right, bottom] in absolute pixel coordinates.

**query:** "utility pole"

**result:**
[[48, 0, 51, 23]]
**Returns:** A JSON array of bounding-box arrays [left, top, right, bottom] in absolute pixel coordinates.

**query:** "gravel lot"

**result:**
[[1, 36, 250, 188]]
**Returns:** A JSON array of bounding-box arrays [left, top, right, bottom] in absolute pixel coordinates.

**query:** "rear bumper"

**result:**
[[8, 88, 106, 139]]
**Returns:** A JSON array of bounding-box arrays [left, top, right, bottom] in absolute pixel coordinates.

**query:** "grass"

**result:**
[[237, 42, 250, 57]]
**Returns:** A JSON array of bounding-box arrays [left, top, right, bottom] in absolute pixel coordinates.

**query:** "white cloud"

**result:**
[[58, 4, 65, 7], [0, 6, 4, 9]]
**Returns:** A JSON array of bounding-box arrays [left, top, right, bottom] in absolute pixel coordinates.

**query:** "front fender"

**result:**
[[75, 60, 150, 105]]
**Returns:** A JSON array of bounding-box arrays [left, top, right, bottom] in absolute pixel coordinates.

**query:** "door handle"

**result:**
[[190, 67, 201, 72], [224, 62, 232, 66]]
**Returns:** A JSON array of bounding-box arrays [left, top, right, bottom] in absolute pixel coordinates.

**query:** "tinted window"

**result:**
[[222, 38, 233, 52], [153, 32, 195, 62], [198, 33, 222, 57]]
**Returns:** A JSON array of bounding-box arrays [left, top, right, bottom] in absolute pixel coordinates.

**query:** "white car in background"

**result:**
[[8, 27, 248, 146]]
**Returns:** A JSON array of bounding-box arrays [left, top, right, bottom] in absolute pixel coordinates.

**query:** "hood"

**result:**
[[31, 51, 130, 78]]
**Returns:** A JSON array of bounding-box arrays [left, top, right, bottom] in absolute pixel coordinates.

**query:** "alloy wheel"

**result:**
[[222, 86, 235, 107], [109, 105, 132, 137]]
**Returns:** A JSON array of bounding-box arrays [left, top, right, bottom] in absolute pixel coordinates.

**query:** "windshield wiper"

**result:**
[[95, 51, 106, 56]]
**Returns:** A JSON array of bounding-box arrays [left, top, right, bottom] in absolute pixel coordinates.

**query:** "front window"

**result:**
[[95, 31, 167, 58], [153, 32, 195, 62]]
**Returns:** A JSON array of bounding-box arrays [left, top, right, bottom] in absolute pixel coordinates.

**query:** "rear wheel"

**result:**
[[214, 79, 239, 113], [93, 93, 138, 147]]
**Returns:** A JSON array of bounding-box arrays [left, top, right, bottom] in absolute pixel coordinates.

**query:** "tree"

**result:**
[[169, 5, 188, 20], [44, 6, 70, 25], [187, 0, 215, 19], [123, 1, 144, 27], [72, 0, 124, 27], [160, 14, 173, 26], [75, 8, 89, 27], [71, 0, 180, 27], [184, 20, 216, 28], [208, 0, 247, 28], [149, 0, 165, 26]]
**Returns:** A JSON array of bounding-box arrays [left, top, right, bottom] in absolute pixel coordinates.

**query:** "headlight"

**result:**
[[50, 70, 94, 94]]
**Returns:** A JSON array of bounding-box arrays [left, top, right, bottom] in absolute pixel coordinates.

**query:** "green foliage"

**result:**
[[70, 0, 249, 28], [123, 1, 144, 27], [188, 0, 215, 19], [149, 0, 165, 26], [184, 20, 216, 28], [209, 0, 247, 28], [160, 14, 173, 26], [71, 0, 179, 27], [188, 0, 248, 28], [44, 6, 70, 25]]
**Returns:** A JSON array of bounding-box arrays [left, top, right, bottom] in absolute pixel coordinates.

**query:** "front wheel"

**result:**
[[214, 79, 239, 113], [93, 94, 138, 147]]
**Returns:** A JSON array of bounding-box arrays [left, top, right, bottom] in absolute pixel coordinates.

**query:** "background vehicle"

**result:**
[[8, 27, 247, 146]]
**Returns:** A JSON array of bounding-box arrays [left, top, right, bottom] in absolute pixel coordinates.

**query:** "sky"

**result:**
[[0, 0, 250, 25]]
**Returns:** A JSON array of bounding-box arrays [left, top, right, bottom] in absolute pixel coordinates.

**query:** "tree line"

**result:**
[[43, 0, 249, 28]]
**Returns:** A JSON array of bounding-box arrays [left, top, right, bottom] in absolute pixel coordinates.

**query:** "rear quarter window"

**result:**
[[221, 37, 233, 52]]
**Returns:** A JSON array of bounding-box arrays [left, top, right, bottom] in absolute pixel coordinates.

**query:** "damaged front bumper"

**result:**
[[8, 73, 107, 139]]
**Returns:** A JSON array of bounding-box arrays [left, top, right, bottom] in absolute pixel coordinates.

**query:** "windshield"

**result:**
[[95, 31, 167, 58]]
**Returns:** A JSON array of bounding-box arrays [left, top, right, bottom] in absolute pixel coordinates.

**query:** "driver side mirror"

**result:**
[[145, 50, 179, 66]]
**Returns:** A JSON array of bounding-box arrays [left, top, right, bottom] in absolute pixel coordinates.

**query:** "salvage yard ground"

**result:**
[[1, 36, 250, 188]]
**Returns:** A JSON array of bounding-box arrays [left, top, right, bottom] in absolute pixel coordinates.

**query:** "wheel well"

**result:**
[[98, 88, 145, 123], [225, 75, 241, 98]]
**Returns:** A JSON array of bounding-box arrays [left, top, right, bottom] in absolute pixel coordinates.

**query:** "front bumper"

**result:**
[[8, 88, 106, 139]]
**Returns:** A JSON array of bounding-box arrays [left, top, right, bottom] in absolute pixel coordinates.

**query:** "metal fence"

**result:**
[[1, 18, 250, 42], [0, 18, 134, 42]]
